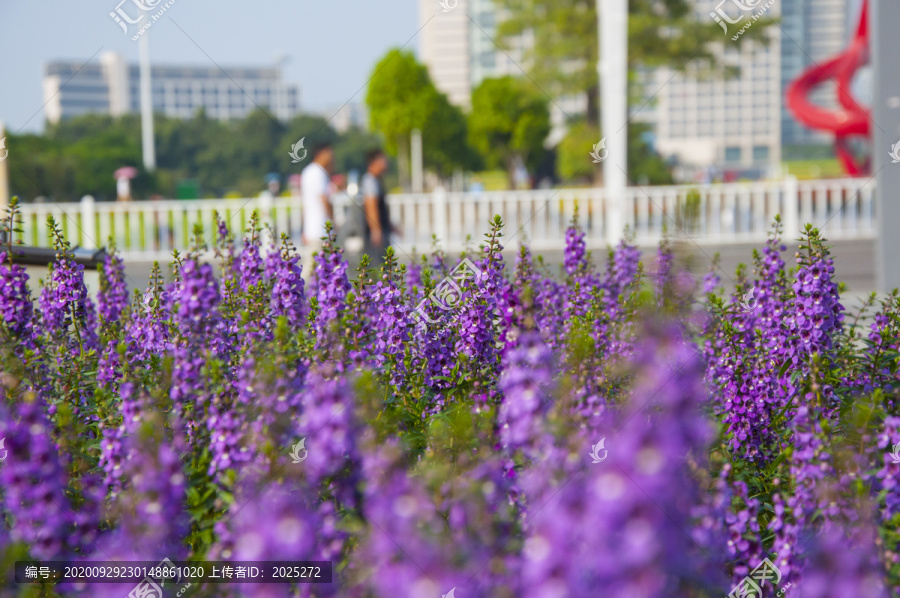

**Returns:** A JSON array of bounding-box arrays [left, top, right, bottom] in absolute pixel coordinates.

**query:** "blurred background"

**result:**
[[0, 0, 870, 198], [0, 0, 889, 292]]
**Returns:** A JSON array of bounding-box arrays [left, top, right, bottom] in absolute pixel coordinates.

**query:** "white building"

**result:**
[[419, 0, 849, 176], [779, 0, 852, 151], [417, 0, 579, 144], [651, 0, 782, 176], [320, 101, 369, 133], [43, 51, 300, 124], [417, 0, 531, 109]]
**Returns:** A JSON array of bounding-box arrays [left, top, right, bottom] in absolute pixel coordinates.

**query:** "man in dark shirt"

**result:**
[[361, 149, 391, 262]]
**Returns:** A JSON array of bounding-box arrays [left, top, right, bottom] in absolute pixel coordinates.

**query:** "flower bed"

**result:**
[[0, 200, 897, 597]]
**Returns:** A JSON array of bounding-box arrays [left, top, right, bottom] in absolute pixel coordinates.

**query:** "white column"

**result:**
[[80, 195, 97, 249], [873, 0, 900, 293], [139, 31, 156, 171], [0, 121, 8, 212], [411, 129, 424, 194], [433, 186, 448, 245], [782, 175, 799, 241], [259, 191, 274, 255], [599, 0, 627, 244]]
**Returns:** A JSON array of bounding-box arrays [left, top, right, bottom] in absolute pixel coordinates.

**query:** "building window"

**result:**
[[752, 145, 770, 161], [725, 146, 742, 162], [479, 51, 495, 69]]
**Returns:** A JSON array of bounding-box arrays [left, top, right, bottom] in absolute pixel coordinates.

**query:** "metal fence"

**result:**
[[13, 177, 876, 261]]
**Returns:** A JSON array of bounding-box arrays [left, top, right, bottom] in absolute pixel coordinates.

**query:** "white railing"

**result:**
[[14, 177, 876, 261]]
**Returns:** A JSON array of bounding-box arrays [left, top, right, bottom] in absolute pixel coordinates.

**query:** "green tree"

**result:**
[[366, 49, 475, 187], [468, 76, 550, 187], [493, 0, 773, 189], [332, 125, 383, 175], [494, 0, 771, 125], [366, 49, 435, 188], [281, 114, 340, 171], [8, 109, 395, 202], [423, 89, 481, 177], [557, 118, 672, 185]]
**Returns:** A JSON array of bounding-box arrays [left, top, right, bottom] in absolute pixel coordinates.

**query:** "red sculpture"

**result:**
[[785, 0, 870, 174]]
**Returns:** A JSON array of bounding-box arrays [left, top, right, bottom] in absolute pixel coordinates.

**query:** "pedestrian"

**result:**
[[301, 142, 335, 256], [361, 148, 391, 264]]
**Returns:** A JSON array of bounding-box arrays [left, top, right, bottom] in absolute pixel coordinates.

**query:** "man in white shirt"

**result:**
[[301, 142, 335, 251]]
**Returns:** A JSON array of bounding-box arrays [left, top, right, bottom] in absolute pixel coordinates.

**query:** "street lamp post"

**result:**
[[139, 30, 156, 172], [598, 0, 627, 244], [873, 0, 900, 293]]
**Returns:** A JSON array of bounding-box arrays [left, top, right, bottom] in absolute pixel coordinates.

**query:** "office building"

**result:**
[[651, 0, 782, 176], [43, 51, 300, 124], [320, 101, 369, 133], [417, 0, 580, 144], [417, 0, 530, 110], [779, 0, 852, 152]]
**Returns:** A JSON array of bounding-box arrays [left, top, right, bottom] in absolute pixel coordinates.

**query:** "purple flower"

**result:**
[[173, 259, 220, 337], [799, 526, 887, 598], [517, 321, 718, 598], [211, 478, 330, 598], [207, 403, 252, 479], [239, 232, 264, 292], [0, 251, 33, 340], [313, 233, 350, 347], [98, 249, 128, 324], [0, 394, 76, 558], [498, 331, 554, 458], [876, 416, 900, 520], [96, 411, 189, 561], [267, 241, 306, 328], [38, 255, 88, 339], [563, 224, 587, 277], [370, 262, 410, 384], [296, 372, 360, 508]]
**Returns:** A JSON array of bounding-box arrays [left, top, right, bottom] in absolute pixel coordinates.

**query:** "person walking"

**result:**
[[301, 142, 335, 256], [361, 148, 391, 264]]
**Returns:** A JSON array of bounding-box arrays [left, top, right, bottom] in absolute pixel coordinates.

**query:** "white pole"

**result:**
[[411, 129, 424, 193], [80, 195, 96, 249], [0, 121, 8, 212], [599, 0, 627, 243], [139, 31, 156, 172], [873, 0, 900, 293], [782, 175, 799, 241]]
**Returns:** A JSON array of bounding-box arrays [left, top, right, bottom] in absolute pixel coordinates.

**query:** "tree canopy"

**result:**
[[7, 110, 383, 202], [468, 76, 551, 187], [493, 0, 773, 123], [366, 48, 476, 187]]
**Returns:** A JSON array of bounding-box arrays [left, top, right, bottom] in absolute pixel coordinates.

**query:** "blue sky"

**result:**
[[0, 0, 420, 133]]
